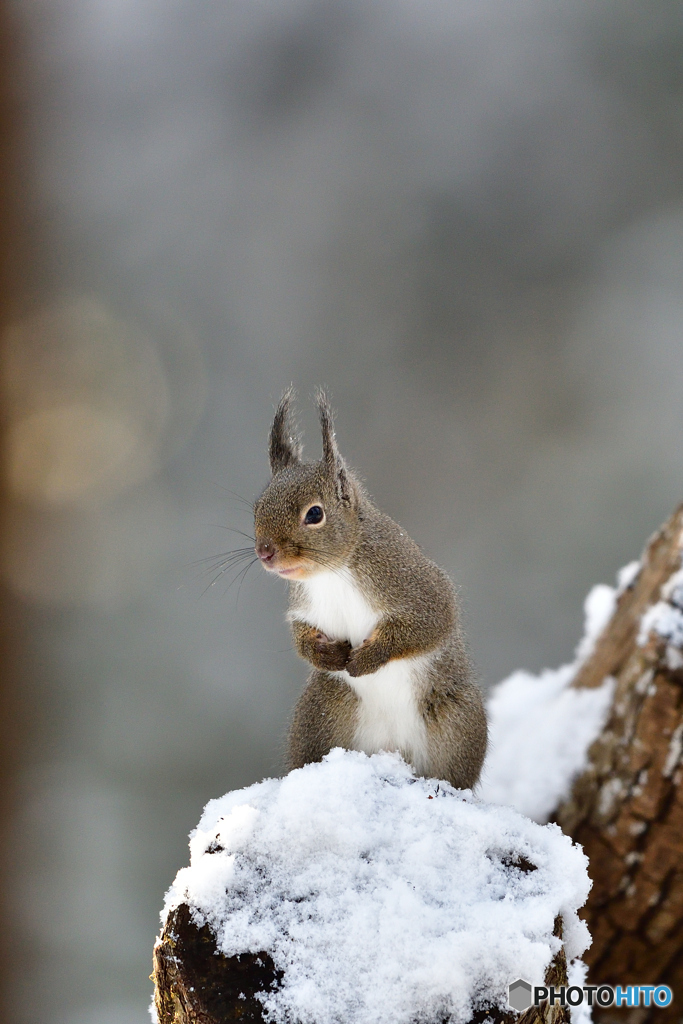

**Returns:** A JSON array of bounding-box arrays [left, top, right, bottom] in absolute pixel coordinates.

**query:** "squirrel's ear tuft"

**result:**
[[316, 388, 352, 503], [269, 387, 303, 474]]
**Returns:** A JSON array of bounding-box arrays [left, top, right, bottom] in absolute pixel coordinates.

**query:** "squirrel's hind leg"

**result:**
[[287, 671, 358, 771], [422, 682, 488, 790]]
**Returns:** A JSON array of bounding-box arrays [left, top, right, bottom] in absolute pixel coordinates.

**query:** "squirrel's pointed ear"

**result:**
[[269, 387, 303, 474], [316, 388, 352, 503]]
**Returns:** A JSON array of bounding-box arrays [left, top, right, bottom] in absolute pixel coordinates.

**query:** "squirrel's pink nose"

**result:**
[[256, 540, 276, 563]]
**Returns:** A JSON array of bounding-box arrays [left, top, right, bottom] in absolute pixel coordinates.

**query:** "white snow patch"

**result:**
[[666, 645, 683, 671], [163, 750, 591, 1024], [479, 576, 623, 823], [638, 563, 683, 648], [479, 666, 614, 823], [575, 584, 617, 664], [638, 602, 683, 648], [596, 777, 624, 818], [663, 723, 683, 778], [662, 567, 683, 606], [567, 959, 592, 1024], [616, 560, 641, 595]]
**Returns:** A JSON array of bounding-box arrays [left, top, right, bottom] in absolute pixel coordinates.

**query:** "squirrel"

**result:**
[[253, 388, 487, 790]]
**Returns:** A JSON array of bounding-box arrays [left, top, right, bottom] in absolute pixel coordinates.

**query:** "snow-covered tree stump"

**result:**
[[153, 752, 590, 1024], [153, 907, 571, 1024]]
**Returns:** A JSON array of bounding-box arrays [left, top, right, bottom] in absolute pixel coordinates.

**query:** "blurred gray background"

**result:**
[[2, 0, 683, 1021]]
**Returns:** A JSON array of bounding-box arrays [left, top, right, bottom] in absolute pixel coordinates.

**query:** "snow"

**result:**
[[567, 959, 592, 1024], [616, 560, 641, 595], [574, 583, 617, 664], [639, 601, 683, 648], [163, 749, 592, 1024], [479, 665, 614, 823], [663, 723, 683, 778], [663, 566, 683, 607], [666, 645, 683, 671], [638, 566, 683, 649], [479, 578, 620, 823]]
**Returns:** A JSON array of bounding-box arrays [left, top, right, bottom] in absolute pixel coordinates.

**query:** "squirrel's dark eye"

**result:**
[[304, 505, 325, 525]]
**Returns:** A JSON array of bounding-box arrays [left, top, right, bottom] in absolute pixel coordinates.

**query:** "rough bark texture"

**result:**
[[555, 504, 683, 1023], [153, 903, 283, 1023], [153, 905, 568, 1024]]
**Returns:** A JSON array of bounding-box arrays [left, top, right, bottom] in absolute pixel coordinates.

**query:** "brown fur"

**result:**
[[254, 389, 488, 789]]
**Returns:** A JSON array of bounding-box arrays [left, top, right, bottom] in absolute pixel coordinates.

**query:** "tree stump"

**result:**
[[153, 753, 586, 1024], [153, 903, 570, 1024], [553, 504, 683, 1021]]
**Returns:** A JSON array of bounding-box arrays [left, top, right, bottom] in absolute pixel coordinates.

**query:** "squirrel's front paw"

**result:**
[[311, 632, 352, 672], [346, 640, 388, 677]]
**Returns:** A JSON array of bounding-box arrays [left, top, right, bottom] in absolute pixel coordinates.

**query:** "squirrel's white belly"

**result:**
[[294, 569, 378, 648], [295, 570, 430, 772], [344, 656, 430, 773]]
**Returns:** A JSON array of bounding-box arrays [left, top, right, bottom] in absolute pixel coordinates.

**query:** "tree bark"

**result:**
[[554, 504, 683, 1022], [153, 903, 282, 1024]]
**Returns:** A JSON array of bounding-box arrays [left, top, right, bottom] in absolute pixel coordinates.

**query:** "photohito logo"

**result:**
[[508, 980, 673, 1012]]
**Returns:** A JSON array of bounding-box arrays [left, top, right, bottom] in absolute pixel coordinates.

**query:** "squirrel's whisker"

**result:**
[[194, 550, 256, 590], [210, 482, 256, 509], [189, 546, 254, 568], [296, 547, 353, 584], [192, 560, 249, 580], [221, 487, 256, 512], [233, 557, 258, 603], [210, 525, 256, 543], [200, 563, 242, 596]]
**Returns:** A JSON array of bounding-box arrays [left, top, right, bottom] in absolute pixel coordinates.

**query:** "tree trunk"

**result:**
[[554, 504, 683, 1022]]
